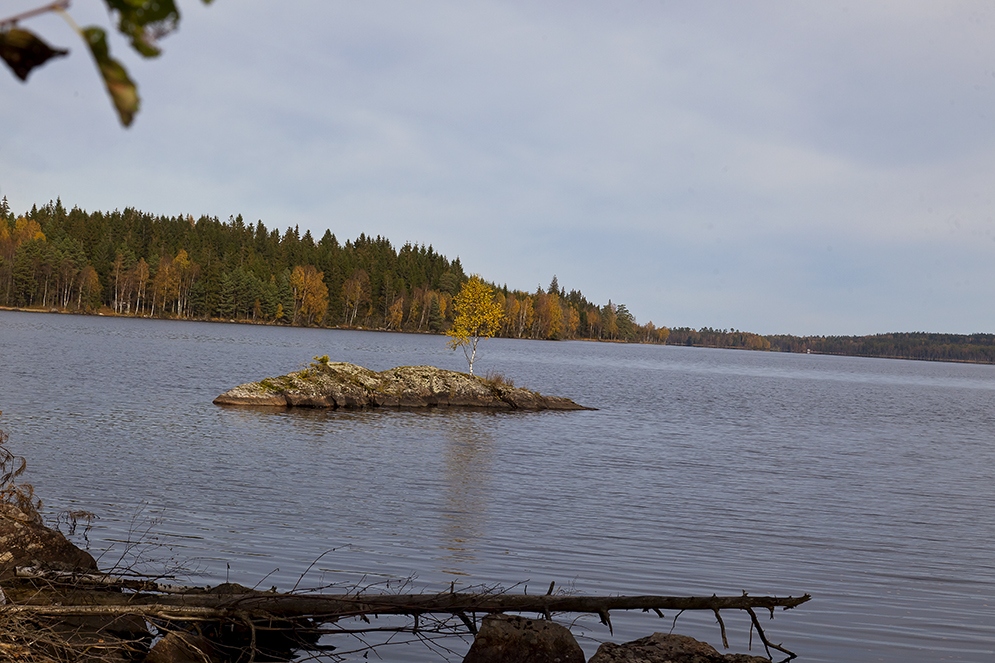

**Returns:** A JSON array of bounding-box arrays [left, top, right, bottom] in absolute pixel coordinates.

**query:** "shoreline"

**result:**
[[3, 305, 993, 365]]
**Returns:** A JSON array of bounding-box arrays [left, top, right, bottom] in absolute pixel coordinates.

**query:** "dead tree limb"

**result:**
[[7, 569, 811, 659], [3, 590, 812, 620], [746, 606, 796, 660], [712, 608, 729, 649], [16, 566, 194, 593]]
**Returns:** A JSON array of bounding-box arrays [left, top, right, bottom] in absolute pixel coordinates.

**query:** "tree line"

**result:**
[[765, 332, 995, 364], [667, 326, 995, 364], [6, 199, 990, 363], [0, 198, 669, 343], [667, 327, 772, 351]]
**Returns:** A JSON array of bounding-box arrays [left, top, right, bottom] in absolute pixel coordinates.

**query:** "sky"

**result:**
[[2, 1, 994, 336]]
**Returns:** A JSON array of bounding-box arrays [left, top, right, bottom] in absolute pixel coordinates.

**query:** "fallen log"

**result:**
[[15, 565, 201, 594], [4, 586, 811, 620], [6, 569, 811, 660]]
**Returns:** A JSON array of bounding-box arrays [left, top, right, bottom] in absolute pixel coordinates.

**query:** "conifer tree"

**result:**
[[428, 295, 444, 332]]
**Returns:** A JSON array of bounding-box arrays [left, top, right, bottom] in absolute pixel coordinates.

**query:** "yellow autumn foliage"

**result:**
[[446, 277, 504, 375]]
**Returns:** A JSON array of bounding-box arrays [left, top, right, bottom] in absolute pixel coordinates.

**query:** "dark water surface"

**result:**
[[1, 310, 993, 661]]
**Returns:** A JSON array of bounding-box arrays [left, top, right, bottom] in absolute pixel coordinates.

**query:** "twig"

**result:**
[[236, 610, 258, 663], [745, 606, 796, 660], [0, 1, 70, 28], [292, 548, 338, 593], [712, 608, 729, 649], [670, 608, 685, 633], [597, 608, 613, 635]]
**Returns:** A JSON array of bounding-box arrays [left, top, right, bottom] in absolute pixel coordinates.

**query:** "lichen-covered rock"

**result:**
[[0, 503, 97, 578], [214, 362, 593, 411], [462, 613, 585, 663], [588, 633, 771, 663]]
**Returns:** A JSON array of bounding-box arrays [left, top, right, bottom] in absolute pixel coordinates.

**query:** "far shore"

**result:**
[[0, 304, 626, 343], [4, 304, 994, 365]]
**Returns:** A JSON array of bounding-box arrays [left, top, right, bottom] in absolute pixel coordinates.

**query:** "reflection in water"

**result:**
[[213, 404, 496, 577], [438, 413, 493, 575]]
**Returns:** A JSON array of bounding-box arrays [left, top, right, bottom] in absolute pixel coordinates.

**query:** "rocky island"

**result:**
[[213, 358, 593, 411]]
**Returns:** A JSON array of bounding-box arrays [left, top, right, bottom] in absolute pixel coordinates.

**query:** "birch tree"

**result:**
[[446, 277, 503, 375]]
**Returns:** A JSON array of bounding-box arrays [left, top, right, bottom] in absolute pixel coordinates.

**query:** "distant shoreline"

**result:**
[[4, 305, 993, 366]]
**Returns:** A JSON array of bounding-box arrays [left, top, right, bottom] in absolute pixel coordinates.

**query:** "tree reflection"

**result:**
[[438, 412, 494, 575]]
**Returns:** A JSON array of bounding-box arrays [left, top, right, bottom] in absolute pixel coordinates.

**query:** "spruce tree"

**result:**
[[428, 295, 444, 332]]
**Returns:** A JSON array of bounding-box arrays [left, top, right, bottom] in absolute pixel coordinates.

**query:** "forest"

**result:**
[[4, 198, 992, 364], [668, 326, 995, 364], [765, 332, 995, 364], [0, 198, 670, 343]]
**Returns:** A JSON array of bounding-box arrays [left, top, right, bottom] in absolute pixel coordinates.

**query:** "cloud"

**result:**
[[1, 0, 993, 335]]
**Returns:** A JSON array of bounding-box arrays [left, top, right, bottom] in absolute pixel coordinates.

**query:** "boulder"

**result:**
[[0, 503, 97, 578], [462, 613, 586, 663], [588, 633, 771, 663], [0, 504, 149, 662], [145, 632, 221, 663], [214, 362, 593, 411]]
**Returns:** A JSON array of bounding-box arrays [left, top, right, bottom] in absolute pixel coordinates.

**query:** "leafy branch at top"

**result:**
[[0, 0, 214, 127]]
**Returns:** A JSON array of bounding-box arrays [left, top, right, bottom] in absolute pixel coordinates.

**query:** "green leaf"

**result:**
[[82, 27, 140, 127], [102, 0, 180, 58], [0, 28, 69, 81]]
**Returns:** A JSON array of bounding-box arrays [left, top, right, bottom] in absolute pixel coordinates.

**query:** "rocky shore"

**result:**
[[213, 359, 593, 411], [1, 508, 789, 662]]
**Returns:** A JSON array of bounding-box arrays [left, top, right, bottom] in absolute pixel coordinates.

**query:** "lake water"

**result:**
[[1, 310, 993, 662]]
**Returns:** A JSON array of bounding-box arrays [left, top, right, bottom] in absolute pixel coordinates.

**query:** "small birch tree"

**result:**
[[447, 277, 503, 375]]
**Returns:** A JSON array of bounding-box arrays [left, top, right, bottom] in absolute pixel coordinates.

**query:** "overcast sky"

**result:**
[[2, 1, 993, 335]]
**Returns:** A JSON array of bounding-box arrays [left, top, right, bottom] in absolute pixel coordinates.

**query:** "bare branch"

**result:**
[[0, 1, 71, 28]]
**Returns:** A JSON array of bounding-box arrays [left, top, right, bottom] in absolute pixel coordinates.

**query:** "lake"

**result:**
[[1, 310, 993, 662]]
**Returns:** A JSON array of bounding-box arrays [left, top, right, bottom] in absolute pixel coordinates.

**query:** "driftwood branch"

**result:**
[[3, 588, 811, 620], [746, 606, 796, 659], [16, 566, 196, 594], [8, 568, 811, 660]]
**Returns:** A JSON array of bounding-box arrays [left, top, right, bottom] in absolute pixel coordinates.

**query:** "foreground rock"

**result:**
[[214, 361, 593, 411], [589, 633, 771, 663], [145, 632, 221, 663], [462, 613, 585, 663], [0, 503, 96, 579], [1, 504, 148, 662]]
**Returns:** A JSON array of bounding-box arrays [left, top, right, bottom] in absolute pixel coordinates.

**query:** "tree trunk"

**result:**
[[8, 569, 810, 660], [6, 579, 810, 621]]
